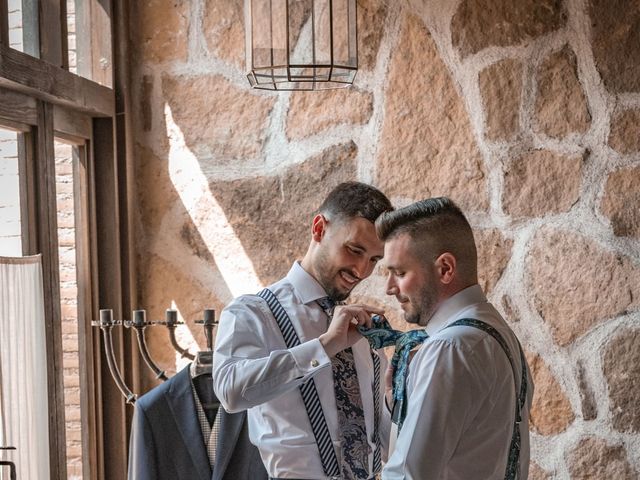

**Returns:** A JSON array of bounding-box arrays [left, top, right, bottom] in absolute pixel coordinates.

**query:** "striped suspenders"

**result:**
[[257, 289, 382, 478]]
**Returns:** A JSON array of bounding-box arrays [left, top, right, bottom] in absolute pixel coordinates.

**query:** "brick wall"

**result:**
[[55, 142, 82, 480]]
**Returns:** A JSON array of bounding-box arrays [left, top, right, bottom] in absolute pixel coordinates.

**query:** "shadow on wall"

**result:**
[[135, 93, 362, 390], [160, 73, 362, 286]]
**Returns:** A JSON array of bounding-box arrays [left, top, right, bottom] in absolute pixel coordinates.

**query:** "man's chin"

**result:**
[[326, 285, 351, 302], [404, 312, 420, 325]]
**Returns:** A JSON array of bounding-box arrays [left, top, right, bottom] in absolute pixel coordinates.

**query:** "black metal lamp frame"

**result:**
[[246, 0, 358, 90]]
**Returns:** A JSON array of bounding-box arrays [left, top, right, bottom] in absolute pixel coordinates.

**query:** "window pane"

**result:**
[[0, 128, 22, 256], [7, 0, 40, 57], [67, 0, 77, 74], [71, 0, 113, 87], [54, 139, 83, 480]]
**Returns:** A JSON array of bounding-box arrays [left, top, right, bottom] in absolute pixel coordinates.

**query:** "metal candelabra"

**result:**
[[91, 308, 217, 404]]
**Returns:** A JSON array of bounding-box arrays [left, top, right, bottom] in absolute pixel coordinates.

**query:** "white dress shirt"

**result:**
[[213, 262, 391, 479], [382, 285, 533, 480]]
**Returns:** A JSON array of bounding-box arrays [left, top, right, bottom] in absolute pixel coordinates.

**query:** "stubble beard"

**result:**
[[314, 249, 353, 302], [405, 284, 438, 326]]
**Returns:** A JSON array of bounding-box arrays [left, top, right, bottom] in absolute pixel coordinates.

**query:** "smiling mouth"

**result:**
[[339, 270, 360, 287]]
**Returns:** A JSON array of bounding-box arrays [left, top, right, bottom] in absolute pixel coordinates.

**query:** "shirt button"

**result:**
[[311, 359, 319, 367]]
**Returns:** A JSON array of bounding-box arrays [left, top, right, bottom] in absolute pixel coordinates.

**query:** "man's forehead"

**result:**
[[339, 216, 376, 238], [341, 217, 384, 253], [383, 233, 415, 263]]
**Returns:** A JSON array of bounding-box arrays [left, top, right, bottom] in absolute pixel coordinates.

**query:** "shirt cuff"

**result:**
[[291, 338, 331, 375]]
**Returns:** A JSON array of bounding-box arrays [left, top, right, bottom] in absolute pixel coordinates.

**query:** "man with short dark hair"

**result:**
[[213, 182, 393, 480], [376, 197, 533, 480]]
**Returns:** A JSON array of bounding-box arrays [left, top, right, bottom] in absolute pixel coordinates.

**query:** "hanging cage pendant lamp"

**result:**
[[245, 0, 358, 90]]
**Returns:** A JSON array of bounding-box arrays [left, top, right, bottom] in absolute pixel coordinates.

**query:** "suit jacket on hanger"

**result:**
[[128, 365, 267, 480]]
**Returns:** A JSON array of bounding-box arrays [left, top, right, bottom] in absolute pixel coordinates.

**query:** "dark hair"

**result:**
[[318, 182, 393, 223], [376, 197, 477, 278]]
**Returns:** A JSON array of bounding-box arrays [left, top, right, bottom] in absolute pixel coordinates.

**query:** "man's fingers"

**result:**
[[384, 364, 394, 390], [355, 304, 385, 315], [357, 310, 373, 328], [336, 304, 385, 322]]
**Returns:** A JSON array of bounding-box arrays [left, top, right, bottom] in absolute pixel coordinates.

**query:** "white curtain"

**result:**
[[0, 255, 50, 480]]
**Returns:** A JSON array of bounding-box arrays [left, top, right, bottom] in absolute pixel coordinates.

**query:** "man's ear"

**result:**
[[311, 214, 328, 242], [435, 252, 456, 285]]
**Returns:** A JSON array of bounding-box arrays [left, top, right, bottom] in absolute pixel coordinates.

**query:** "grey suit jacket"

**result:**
[[128, 365, 267, 480]]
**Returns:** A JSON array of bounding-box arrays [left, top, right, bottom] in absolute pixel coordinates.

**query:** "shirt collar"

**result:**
[[286, 261, 328, 305], [425, 284, 487, 335]]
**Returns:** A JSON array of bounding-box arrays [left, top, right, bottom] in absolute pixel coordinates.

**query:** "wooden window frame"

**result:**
[[0, 1, 135, 478]]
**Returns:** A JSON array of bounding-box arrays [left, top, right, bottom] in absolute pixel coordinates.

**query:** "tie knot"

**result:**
[[398, 329, 430, 350], [316, 297, 336, 316]]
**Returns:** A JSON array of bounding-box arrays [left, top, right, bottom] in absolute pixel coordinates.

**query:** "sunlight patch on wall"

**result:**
[[164, 103, 262, 297]]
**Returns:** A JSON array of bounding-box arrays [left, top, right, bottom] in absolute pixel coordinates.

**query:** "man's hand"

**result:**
[[319, 304, 384, 357]]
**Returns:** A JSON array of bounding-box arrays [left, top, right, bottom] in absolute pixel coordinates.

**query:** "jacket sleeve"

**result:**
[[128, 404, 158, 480]]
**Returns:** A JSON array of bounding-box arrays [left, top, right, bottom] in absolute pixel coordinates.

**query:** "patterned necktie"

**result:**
[[358, 315, 430, 431], [317, 297, 370, 480]]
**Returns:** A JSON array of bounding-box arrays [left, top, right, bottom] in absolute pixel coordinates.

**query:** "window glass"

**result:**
[[7, 0, 40, 57], [0, 128, 22, 256], [69, 0, 113, 87]]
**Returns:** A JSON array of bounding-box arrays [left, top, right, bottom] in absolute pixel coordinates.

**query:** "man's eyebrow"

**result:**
[[345, 241, 365, 251]]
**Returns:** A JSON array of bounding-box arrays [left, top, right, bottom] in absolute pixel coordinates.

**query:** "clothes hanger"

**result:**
[[191, 352, 220, 411], [192, 350, 213, 378]]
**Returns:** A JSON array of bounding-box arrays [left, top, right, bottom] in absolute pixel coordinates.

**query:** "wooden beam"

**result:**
[[92, 116, 128, 480], [86, 136, 106, 480], [0, 0, 8, 46], [0, 44, 114, 116], [32, 100, 67, 480], [0, 86, 37, 125], [53, 105, 92, 140], [38, 0, 67, 68], [73, 144, 100, 480], [112, 0, 138, 407]]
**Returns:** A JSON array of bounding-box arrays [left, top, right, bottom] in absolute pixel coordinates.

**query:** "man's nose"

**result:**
[[352, 257, 371, 280], [386, 276, 398, 296]]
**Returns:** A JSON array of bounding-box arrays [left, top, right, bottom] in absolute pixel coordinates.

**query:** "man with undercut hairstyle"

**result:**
[[376, 197, 533, 480], [214, 182, 393, 480]]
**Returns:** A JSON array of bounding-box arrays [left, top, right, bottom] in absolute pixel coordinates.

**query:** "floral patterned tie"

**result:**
[[317, 297, 371, 480]]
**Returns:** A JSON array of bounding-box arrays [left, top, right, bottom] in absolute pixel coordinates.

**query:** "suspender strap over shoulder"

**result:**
[[257, 288, 341, 478], [445, 318, 527, 480]]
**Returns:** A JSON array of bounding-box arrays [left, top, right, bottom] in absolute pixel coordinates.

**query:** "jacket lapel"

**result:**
[[211, 407, 245, 480], [165, 366, 212, 480]]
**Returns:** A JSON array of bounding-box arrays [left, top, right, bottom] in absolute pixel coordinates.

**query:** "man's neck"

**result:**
[[299, 254, 322, 288]]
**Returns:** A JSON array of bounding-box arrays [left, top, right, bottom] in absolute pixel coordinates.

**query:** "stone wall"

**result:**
[[129, 0, 640, 477]]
